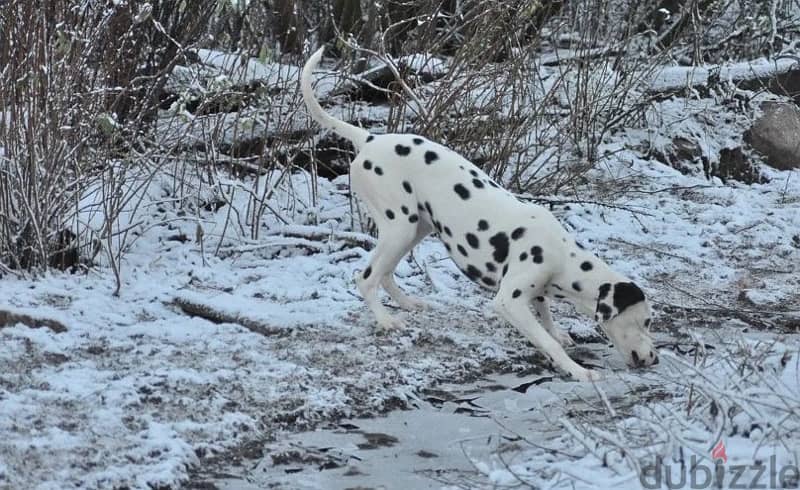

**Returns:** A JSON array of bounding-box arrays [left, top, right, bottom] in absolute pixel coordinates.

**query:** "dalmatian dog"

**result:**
[[301, 47, 658, 382]]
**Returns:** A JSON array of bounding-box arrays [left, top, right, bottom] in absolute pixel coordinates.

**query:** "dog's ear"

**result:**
[[594, 281, 645, 322], [613, 282, 645, 315]]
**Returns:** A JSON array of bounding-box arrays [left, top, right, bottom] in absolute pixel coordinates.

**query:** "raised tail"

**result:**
[[301, 47, 370, 150]]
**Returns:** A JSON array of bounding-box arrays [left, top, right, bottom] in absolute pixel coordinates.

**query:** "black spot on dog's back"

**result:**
[[580, 261, 593, 271], [472, 179, 484, 189], [457, 244, 468, 257], [481, 277, 496, 287], [511, 227, 525, 240], [485, 262, 496, 273], [489, 232, 510, 263], [530, 246, 543, 264], [402, 181, 413, 194], [366, 135, 375, 143], [413, 137, 424, 145], [385, 209, 395, 220], [363, 160, 373, 170], [425, 151, 439, 164], [478, 220, 489, 231], [466, 233, 479, 249], [454, 184, 470, 200], [396, 144, 411, 156], [363, 266, 372, 279], [466, 265, 482, 281]]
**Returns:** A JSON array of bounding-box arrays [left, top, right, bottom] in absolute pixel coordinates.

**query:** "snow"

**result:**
[[2, 48, 799, 490]]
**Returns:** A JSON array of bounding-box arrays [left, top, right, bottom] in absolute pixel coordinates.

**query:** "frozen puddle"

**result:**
[[213, 367, 650, 489]]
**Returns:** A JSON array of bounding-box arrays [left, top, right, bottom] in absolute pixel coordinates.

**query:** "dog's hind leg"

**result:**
[[380, 221, 433, 311], [357, 223, 422, 330], [493, 278, 600, 382], [532, 296, 575, 346]]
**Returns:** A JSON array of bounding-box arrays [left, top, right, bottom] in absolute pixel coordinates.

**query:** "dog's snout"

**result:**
[[631, 350, 657, 368]]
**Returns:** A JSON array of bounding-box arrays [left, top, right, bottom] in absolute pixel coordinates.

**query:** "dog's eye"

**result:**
[[644, 318, 651, 328]]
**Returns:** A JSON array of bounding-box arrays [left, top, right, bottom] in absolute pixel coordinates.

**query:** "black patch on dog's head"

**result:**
[[613, 282, 646, 315], [597, 303, 612, 321], [424, 151, 438, 164], [454, 184, 470, 200], [396, 144, 411, 156], [595, 281, 645, 322], [488, 232, 509, 263]]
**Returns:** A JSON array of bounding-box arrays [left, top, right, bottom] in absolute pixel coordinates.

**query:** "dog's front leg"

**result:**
[[493, 282, 601, 382], [532, 296, 575, 347]]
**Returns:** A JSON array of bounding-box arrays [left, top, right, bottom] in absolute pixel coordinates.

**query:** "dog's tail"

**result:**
[[301, 47, 370, 151]]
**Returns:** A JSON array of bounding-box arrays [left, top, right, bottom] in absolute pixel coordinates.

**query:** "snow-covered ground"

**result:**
[[1, 52, 799, 489]]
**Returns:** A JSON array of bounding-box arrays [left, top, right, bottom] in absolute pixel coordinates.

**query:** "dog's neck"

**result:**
[[550, 250, 627, 317]]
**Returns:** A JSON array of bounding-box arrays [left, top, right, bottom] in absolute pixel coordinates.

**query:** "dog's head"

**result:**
[[594, 281, 658, 368]]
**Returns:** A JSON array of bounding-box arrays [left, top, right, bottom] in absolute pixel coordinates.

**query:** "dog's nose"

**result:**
[[631, 350, 641, 367], [652, 354, 659, 365]]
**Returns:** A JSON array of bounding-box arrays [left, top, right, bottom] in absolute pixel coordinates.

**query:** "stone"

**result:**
[[745, 101, 800, 170]]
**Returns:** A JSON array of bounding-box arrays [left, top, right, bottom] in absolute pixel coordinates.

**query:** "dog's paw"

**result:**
[[375, 313, 407, 331], [395, 296, 431, 311], [552, 330, 575, 347], [572, 368, 603, 382]]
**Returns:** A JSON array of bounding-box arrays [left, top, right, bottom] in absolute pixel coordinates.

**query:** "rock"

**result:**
[[745, 101, 800, 170], [716, 146, 764, 184]]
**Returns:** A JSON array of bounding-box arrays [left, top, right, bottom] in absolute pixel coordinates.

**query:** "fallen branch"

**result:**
[[0, 308, 68, 333], [172, 294, 288, 336]]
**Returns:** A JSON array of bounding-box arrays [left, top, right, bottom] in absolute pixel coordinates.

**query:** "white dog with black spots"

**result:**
[[301, 47, 658, 382]]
